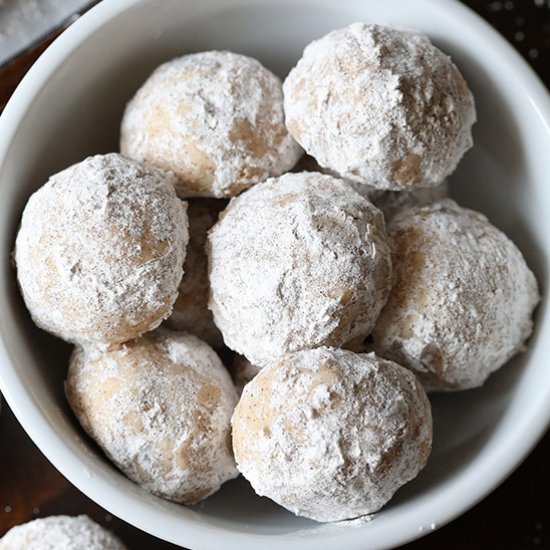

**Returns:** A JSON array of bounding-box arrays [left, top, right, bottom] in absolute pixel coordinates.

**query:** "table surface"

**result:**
[[1, 1, 549, 548]]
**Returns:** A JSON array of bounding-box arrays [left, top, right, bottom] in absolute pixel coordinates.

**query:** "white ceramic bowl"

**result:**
[[0, 0, 549, 549]]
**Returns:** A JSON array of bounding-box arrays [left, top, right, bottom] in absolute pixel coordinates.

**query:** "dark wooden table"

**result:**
[[1, 1, 549, 548]]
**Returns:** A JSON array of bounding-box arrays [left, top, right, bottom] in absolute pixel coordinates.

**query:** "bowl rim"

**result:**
[[1, 0, 550, 549]]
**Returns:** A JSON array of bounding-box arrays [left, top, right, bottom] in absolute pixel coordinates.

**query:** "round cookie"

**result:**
[[121, 51, 302, 198], [0, 515, 126, 550], [372, 200, 540, 391], [14, 153, 188, 346], [283, 23, 476, 191], [165, 199, 226, 347], [232, 347, 432, 522], [65, 330, 239, 504], [207, 171, 392, 366]]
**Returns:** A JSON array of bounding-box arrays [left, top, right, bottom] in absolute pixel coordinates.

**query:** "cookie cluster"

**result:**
[[14, 24, 539, 523]]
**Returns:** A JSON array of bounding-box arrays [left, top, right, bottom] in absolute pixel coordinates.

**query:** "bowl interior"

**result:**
[[0, 0, 549, 549]]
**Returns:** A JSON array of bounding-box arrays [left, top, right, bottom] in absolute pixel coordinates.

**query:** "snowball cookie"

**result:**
[[65, 330, 239, 504], [232, 347, 432, 522], [208, 172, 392, 366], [230, 355, 261, 396], [283, 23, 476, 191], [0, 515, 126, 550], [372, 200, 540, 391], [14, 153, 188, 346], [165, 199, 226, 347], [121, 51, 303, 198]]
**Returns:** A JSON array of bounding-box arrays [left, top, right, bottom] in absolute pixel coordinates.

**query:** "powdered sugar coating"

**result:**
[[207, 172, 392, 366], [296, 158, 450, 221], [165, 199, 226, 347], [14, 154, 188, 346], [232, 347, 432, 522], [121, 51, 302, 198], [283, 23, 476, 191], [65, 330, 239, 504], [0, 515, 126, 550], [372, 200, 540, 391]]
